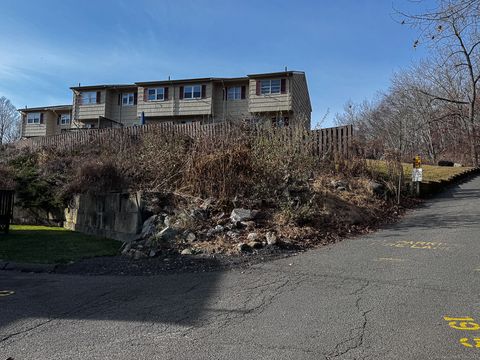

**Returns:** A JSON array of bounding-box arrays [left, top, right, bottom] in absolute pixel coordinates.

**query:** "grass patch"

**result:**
[[368, 160, 473, 182], [0, 225, 121, 264]]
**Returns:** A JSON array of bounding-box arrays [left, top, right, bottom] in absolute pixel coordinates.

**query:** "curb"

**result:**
[[0, 261, 57, 273], [417, 167, 480, 198]]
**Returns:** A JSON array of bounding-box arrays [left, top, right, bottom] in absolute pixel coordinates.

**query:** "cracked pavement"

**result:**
[[2, 177, 480, 359]]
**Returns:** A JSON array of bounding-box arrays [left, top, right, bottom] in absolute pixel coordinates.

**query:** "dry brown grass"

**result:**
[[3, 124, 404, 254]]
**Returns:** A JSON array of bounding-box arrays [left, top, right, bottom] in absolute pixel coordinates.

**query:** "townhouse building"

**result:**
[[20, 71, 311, 138], [19, 105, 72, 138]]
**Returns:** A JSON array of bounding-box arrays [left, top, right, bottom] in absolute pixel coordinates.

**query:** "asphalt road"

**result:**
[[1, 177, 480, 359]]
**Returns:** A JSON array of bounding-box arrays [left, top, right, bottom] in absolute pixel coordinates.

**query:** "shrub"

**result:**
[[63, 159, 126, 197], [9, 150, 64, 215]]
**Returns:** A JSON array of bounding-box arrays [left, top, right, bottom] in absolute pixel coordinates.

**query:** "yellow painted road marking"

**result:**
[[460, 338, 480, 348], [0, 290, 14, 297], [383, 240, 450, 250], [375, 257, 405, 262], [443, 316, 480, 348], [444, 316, 480, 331]]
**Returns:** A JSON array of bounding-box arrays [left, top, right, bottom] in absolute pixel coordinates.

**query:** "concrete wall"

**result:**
[[64, 192, 143, 242]]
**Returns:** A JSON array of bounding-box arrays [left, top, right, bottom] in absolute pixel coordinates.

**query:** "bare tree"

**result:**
[[399, 0, 480, 165], [0, 96, 20, 144]]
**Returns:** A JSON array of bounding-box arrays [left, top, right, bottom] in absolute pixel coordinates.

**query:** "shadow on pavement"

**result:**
[[0, 257, 225, 331], [381, 178, 480, 235]]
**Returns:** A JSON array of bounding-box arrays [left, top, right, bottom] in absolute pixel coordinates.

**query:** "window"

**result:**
[[27, 112, 41, 124], [122, 93, 135, 106], [60, 114, 70, 125], [227, 87, 242, 100], [148, 88, 164, 101], [183, 85, 202, 99], [81, 91, 97, 105], [261, 79, 281, 95]]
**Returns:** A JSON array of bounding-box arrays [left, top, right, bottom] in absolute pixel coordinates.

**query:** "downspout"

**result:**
[[221, 80, 226, 123], [118, 90, 123, 128]]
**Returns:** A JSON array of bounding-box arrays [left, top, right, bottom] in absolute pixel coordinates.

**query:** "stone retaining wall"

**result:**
[[64, 192, 143, 241]]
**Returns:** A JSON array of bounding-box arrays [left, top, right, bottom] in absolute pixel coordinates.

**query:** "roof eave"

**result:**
[[18, 105, 73, 113], [247, 71, 303, 78], [70, 84, 136, 91]]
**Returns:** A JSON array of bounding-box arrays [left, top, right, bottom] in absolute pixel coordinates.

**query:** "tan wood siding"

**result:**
[[74, 89, 107, 120], [212, 82, 249, 121], [22, 112, 47, 137], [137, 86, 175, 117], [291, 73, 312, 128], [248, 78, 292, 113], [137, 84, 212, 118], [45, 111, 57, 136], [23, 110, 73, 137], [108, 91, 139, 126], [76, 104, 106, 120], [52, 110, 73, 135]]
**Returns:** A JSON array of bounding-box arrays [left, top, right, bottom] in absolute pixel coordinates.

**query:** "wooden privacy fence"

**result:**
[[0, 190, 14, 234], [15, 122, 354, 158]]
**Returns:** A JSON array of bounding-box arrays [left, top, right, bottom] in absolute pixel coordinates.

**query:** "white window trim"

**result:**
[[227, 86, 242, 100], [81, 91, 97, 105], [183, 85, 202, 100], [260, 79, 281, 95], [148, 88, 165, 101], [60, 113, 71, 125], [122, 93, 135, 106], [27, 112, 41, 124]]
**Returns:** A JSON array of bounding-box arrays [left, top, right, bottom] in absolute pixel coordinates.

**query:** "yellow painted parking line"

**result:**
[[0, 290, 14, 297]]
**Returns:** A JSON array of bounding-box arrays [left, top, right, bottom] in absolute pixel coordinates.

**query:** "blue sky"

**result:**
[[0, 0, 433, 127]]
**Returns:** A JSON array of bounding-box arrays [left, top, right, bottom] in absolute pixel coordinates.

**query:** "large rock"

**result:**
[[181, 248, 193, 255], [186, 232, 196, 242], [138, 215, 158, 239], [368, 181, 386, 197], [265, 232, 278, 246], [121, 242, 132, 255], [230, 208, 257, 222], [247, 232, 259, 241], [155, 226, 178, 242]]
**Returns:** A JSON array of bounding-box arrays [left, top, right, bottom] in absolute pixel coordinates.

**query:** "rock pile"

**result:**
[[121, 207, 281, 259]]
